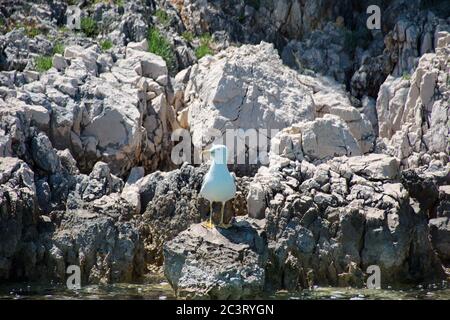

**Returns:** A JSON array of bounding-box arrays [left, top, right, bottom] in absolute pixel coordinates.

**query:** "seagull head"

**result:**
[[202, 144, 228, 165]]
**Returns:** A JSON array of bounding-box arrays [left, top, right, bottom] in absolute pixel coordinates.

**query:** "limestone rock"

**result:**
[[272, 115, 361, 163], [297, 75, 375, 153], [429, 217, 450, 264], [344, 154, 400, 181], [282, 22, 351, 84], [376, 31, 450, 167], [164, 218, 267, 299], [121, 167, 145, 214], [246, 182, 267, 219], [376, 76, 410, 139], [31, 133, 61, 174], [0, 157, 38, 280], [437, 186, 450, 218], [48, 211, 145, 284], [184, 42, 315, 159]]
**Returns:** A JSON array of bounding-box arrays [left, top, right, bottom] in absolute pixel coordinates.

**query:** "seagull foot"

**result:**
[[218, 223, 232, 229], [202, 220, 215, 229]]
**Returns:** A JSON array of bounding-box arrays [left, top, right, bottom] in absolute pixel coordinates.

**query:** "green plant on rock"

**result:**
[[81, 17, 98, 37], [182, 31, 194, 43], [35, 56, 53, 72], [154, 9, 171, 26], [238, 13, 246, 23], [53, 42, 65, 55], [14, 21, 42, 38], [402, 72, 411, 80], [0, 17, 6, 34], [25, 25, 40, 38], [100, 39, 113, 51], [147, 27, 176, 73], [195, 33, 214, 59]]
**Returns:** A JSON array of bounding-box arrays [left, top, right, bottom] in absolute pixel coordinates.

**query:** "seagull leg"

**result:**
[[218, 202, 232, 229], [220, 202, 224, 225], [203, 202, 214, 229]]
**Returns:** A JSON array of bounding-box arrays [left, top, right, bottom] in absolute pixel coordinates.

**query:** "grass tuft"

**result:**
[[35, 56, 53, 72], [147, 27, 176, 73], [154, 9, 171, 26], [195, 33, 214, 59], [53, 42, 65, 55], [100, 39, 113, 51], [182, 31, 194, 43], [80, 17, 98, 37]]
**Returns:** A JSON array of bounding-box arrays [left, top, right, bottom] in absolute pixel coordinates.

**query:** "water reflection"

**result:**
[[1, 280, 449, 300]]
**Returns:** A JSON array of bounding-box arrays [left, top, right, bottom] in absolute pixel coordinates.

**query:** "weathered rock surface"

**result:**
[[376, 31, 450, 167], [164, 219, 267, 299], [173, 0, 370, 47], [47, 210, 145, 284], [184, 42, 315, 159], [429, 217, 450, 264], [0, 157, 38, 279], [282, 22, 352, 84], [163, 150, 446, 296], [437, 186, 450, 218], [272, 115, 362, 163], [0, 39, 176, 178], [259, 153, 445, 289]]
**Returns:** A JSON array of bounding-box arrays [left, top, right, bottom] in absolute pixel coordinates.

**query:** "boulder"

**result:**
[[52, 54, 68, 72], [140, 165, 209, 265], [121, 167, 145, 214], [125, 48, 168, 80], [437, 186, 450, 218], [429, 217, 450, 264], [0, 157, 39, 280], [126, 39, 149, 52], [246, 182, 267, 219], [184, 42, 315, 159], [48, 210, 145, 284], [164, 218, 267, 299], [0, 34, 176, 178], [77, 162, 123, 203], [344, 153, 400, 181], [141, 164, 250, 265], [272, 115, 361, 162], [31, 133, 61, 174], [251, 152, 445, 289]]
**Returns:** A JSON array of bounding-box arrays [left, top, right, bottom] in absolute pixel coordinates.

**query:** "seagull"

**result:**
[[200, 145, 236, 229]]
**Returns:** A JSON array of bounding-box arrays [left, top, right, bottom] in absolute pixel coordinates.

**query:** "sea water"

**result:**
[[1, 276, 449, 300]]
